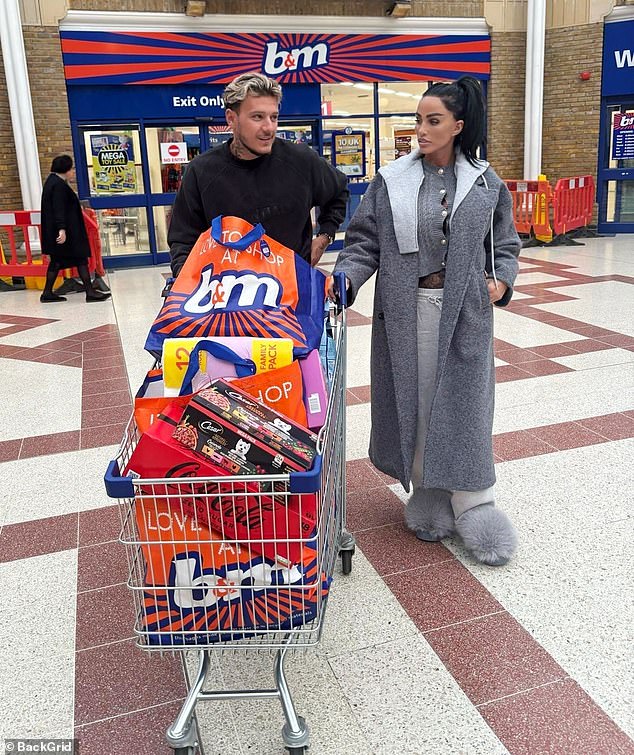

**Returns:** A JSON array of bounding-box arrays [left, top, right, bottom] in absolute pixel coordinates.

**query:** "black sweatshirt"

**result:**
[[168, 138, 349, 276]]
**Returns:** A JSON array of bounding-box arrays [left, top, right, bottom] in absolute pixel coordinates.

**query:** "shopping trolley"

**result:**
[[104, 274, 354, 755]]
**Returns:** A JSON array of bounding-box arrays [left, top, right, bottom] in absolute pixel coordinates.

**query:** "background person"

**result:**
[[330, 77, 521, 566], [168, 72, 349, 276], [40, 155, 111, 303]]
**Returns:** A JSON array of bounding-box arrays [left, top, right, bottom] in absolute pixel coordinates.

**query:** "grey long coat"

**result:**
[[334, 150, 520, 492]]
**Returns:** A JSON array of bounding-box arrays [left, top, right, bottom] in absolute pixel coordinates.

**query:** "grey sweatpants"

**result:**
[[410, 288, 495, 517]]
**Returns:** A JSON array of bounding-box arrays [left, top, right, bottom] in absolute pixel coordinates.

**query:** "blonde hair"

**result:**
[[223, 72, 282, 111]]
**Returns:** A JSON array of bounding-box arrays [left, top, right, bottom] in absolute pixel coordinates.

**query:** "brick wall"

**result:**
[[67, 0, 482, 15], [541, 23, 603, 184], [486, 31, 526, 179], [0, 49, 24, 211]]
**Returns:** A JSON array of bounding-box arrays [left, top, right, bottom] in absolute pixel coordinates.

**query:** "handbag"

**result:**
[[144, 215, 327, 358]]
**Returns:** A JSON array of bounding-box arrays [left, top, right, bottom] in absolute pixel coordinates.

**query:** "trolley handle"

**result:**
[[332, 271, 348, 312], [161, 277, 175, 298]]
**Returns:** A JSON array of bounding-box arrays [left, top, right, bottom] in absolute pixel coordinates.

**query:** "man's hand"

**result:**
[[326, 275, 350, 303], [487, 278, 508, 304], [56, 229, 66, 244], [310, 234, 331, 267]]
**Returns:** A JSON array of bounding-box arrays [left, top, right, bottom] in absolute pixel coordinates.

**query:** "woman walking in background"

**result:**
[[331, 77, 521, 565], [40, 154, 111, 303]]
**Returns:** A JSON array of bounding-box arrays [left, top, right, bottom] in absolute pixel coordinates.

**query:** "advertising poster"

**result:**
[[612, 112, 634, 161], [395, 133, 414, 159], [333, 131, 365, 177], [160, 141, 188, 164], [91, 134, 136, 194]]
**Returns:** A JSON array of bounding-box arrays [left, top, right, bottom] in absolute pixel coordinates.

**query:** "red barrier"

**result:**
[[0, 209, 99, 283], [505, 178, 553, 242], [552, 175, 595, 236]]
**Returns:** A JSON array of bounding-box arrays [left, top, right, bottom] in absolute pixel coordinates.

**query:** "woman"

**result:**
[[331, 77, 520, 566], [40, 154, 110, 303]]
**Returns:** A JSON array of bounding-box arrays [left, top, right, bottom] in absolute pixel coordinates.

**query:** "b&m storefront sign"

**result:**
[[60, 30, 490, 86]]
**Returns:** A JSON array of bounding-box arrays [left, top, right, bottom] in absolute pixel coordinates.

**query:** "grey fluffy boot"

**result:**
[[454, 503, 518, 566], [405, 487, 455, 542]]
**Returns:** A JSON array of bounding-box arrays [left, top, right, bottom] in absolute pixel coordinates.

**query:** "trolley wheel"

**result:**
[[173, 748, 196, 755], [286, 748, 306, 755], [340, 547, 355, 575]]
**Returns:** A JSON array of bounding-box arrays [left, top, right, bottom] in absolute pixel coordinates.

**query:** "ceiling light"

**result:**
[[378, 87, 396, 94], [185, 0, 206, 17], [395, 91, 413, 97], [386, 1, 411, 17], [340, 82, 354, 87], [353, 83, 374, 91]]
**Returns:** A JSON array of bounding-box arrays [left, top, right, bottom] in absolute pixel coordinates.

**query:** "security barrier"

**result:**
[[552, 175, 595, 237], [0, 209, 101, 290], [505, 174, 595, 244]]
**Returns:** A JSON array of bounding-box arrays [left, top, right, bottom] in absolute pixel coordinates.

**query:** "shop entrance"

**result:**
[[598, 102, 634, 234]]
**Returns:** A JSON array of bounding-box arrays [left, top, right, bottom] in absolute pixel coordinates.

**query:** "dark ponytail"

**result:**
[[423, 76, 486, 165]]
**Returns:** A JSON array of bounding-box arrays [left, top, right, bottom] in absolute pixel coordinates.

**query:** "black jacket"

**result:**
[[168, 139, 349, 275], [40, 174, 90, 267]]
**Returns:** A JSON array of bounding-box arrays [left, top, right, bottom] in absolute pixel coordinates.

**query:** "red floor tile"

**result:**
[[596, 333, 634, 348], [20, 430, 81, 458], [83, 355, 127, 372], [82, 345, 126, 363], [479, 678, 634, 755], [355, 522, 453, 576], [384, 559, 504, 632], [346, 309, 372, 326], [346, 389, 364, 406], [528, 421, 607, 451], [518, 359, 573, 377], [82, 403, 133, 430], [82, 376, 130, 397], [0, 513, 78, 563], [495, 365, 533, 383], [566, 338, 614, 353], [530, 343, 583, 358], [75, 701, 184, 755], [346, 485, 406, 532], [30, 349, 82, 366], [425, 612, 565, 705], [493, 346, 541, 365], [77, 540, 128, 591], [0, 439, 22, 462], [82, 389, 132, 412], [493, 430, 557, 461], [74, 639, 186, 725], [577, 412, 634, 441], [345, 458, 386, 493], [76, 583, 136, 650], [564, 324, 614, 337], [81, 422, 128, 449], [78, 505, 122, 547], [350, 384, 371, 403]]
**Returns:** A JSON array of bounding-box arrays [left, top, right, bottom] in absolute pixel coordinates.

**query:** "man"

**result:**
[[168, 72, 349, 276]]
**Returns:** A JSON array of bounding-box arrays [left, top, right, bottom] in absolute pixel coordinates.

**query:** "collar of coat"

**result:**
[[378, 148, 489, 256]]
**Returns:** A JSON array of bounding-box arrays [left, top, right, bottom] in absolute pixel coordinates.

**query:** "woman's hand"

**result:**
[[56, 229, 66, 244], [487, 278, 508, 304], [327, 275, 350, 303]]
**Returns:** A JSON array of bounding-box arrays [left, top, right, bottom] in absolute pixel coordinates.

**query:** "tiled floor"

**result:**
[[0, 234, 633, 755]]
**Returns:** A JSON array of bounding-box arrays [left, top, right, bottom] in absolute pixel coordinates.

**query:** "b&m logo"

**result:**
[[263, 40, 329, 76], [184, 265, 281, 313]]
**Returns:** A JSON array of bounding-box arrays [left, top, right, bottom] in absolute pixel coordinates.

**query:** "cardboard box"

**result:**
[[135, 498, 328, 646], [191, 379, 318, 470], [125, 402, 316, 565]]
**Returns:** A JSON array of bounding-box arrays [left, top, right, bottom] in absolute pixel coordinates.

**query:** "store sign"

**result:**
[[60, 31, 490, 85], [333, 132, 365, 177], [602, 19, 634, 97], [612, 112, 634, 160], [90, 134, 136, 194], [160, 141, 188, 164]]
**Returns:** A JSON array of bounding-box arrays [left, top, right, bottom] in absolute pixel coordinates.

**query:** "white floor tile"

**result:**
[[1, 445, 119, 525], [550, 347, 634, 370], [0, 550, 77, 741], [493, 308, 582, 347], [0, 358, 82, 442], [532, 280, 634, 337], [514, 271, 568, 285], [345, 324, 371, 388], [345, 403, 371, 460]]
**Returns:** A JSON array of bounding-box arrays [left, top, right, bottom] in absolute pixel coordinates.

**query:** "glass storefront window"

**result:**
[[81, 126, 144, 196], [152, 205, 174, 252], [208, 125, 232, 150], [96, 207, 149, 257], [378, 115, 417, 168], [377, 80, 428, 113], [320, 82, 375, 117], [146, 126, 201, 194], [323, 118, 374, 180], [605, 180, 634, 223]]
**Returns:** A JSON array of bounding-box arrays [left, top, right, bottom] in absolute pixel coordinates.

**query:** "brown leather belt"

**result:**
[[418, 270, 445, 289]]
